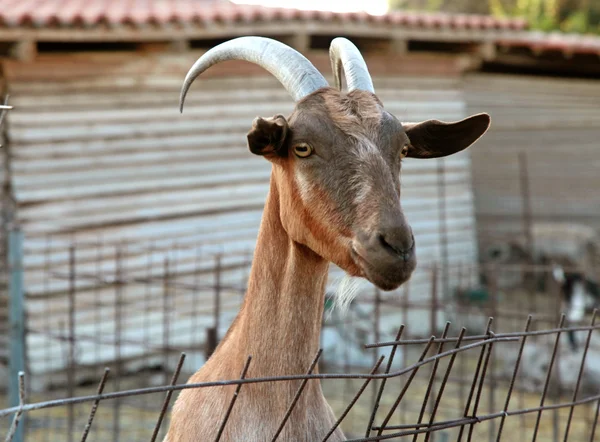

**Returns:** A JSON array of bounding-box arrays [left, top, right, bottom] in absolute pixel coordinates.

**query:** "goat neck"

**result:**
[[234, 180, 329, 375]]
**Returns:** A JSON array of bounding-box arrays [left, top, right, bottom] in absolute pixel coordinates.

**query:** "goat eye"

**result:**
[[400, 144, 410, 158], [293, 143, 313, 158]]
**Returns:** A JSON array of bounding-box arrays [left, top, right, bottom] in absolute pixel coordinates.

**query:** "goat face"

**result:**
[[247, 88, 489, 291], [180, 36, 490, 291]]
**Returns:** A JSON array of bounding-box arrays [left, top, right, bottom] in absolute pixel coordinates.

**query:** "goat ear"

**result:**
[[403, 113, 490, 159], [247, 115, 289, 156]]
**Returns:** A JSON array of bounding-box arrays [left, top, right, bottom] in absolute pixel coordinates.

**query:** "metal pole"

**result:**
[[8, 228, 25, 442], [67, 245, 76, 442], [488, 267, 498, 442], [371, 288, 381, 408], [437, 158, 450, 302], [113, 246, 123, 441], [163, 257, 171, 385], [430, 264, 439, 336], [206, 254, 222, 359], [519, 153, 534, 260], [214, 253, 222, 336]]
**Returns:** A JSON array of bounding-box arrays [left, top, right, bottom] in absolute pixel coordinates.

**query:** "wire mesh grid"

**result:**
[[2, 235, 600, 441], [2, 316, 600, 441]]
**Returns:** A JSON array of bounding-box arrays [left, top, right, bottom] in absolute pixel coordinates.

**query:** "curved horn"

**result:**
[[180, 36, 328, 112], [329, 37, 375, 93]]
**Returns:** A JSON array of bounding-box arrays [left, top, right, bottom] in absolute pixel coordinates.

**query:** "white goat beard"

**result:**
[[330, 274, 363, 318]]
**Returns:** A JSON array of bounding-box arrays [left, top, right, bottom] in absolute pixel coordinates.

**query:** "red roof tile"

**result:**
[[498, 32, 600, 56], [0, 0, 597, 56], [0, 0, 527, 29]]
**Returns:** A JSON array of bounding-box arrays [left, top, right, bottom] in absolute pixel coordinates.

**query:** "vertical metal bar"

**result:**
[[94, 236, 103, 384], [467, 338, 495, 442], [192, 246, 202, 352], [150, 353, 186, 442], [412, 322, 451, 442], [214, 356, 252, 442], [589, 399, 600, 442], [366, 325, 404, 438], [430, 265, 438, 336], [519, 152, 534, 259], [465, 318, 495, 442], [272, 350, 323, 442], [112, 246, 123, 442], [496, 316, 532, 442], [4, 371, 25, 442], [42, 236, 51, 442], [531, 315, 566, 442], [214, 253, 222, 339], [457, 262, 464, 293], [371, 288, 381, 409], [563, 310, 597, 442], [552, 409, 559, 442], [488, 268, 498, 442], [67, 245, 76, 442], [80, 368, 110, 442], [457, 317, 493, 442], [402, 282, 409, 336], [459, 339, 466, 417], [8, 228, 25, 442], [321, 356, 385, 442], [143, 242, 155, 367], [163, 257, 171, 385], [206, 254, 222, 359], [437, 158, 449, 301], [401, 282, 409, 423], [552, 334, 562, 442], [424, 328, 466, 442], [377, 337, 436, 436]]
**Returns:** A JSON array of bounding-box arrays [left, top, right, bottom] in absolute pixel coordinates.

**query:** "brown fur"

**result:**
[[165, 87, 490, 441], [165, 180, 344, 441]]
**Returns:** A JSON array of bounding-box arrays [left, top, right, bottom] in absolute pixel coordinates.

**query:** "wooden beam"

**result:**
[[284, 33, 310, 53], [390, 38, 408, 55], [170, 39, 190, 53], [479, 42, 497, 61], [0, 23, 530, 45], [456, 54, 484, 73], [10, 40, 36, 61], [137, 40, 190, 53]]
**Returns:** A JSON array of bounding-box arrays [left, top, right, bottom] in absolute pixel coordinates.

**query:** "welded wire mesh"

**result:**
[[2, 235, 599, 441], [2, 315, 600, 441]]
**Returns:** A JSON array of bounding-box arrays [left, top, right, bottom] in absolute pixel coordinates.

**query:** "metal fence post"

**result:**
[[8, 227, 25, 442]]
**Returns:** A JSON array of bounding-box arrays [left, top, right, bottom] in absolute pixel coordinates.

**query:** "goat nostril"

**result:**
[[378, 233, 391, 251], [378, 233, 414, 260]]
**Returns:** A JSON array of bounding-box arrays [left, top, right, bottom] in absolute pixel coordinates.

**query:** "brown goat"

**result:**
[[164, 36, 490, 442]]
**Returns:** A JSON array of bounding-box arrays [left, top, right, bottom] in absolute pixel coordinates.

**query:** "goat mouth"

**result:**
[[351, 245, 414, 291]]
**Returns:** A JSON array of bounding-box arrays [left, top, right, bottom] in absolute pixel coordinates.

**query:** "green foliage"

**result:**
[[489, 0, 507, 17], [388, 0, 600, 34], [562, 10, 590, 33], [426, 0, 445, 11]]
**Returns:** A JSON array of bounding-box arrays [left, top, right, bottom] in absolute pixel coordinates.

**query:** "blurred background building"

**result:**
[[0, 0, 599, 440]]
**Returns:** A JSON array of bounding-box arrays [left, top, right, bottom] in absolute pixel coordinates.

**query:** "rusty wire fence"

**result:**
[[2, 232, 600, 441]]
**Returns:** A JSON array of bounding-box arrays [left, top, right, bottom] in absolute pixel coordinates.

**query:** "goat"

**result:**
[[164, 36, 490, 441]]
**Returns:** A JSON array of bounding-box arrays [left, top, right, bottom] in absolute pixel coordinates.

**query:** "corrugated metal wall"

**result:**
[[4, 51, 477, 376], [466, 73, 600, 252]]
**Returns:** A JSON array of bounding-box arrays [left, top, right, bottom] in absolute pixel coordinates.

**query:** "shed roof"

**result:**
[[0, 0, 598, 64], [0, 0, 526, 30]]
